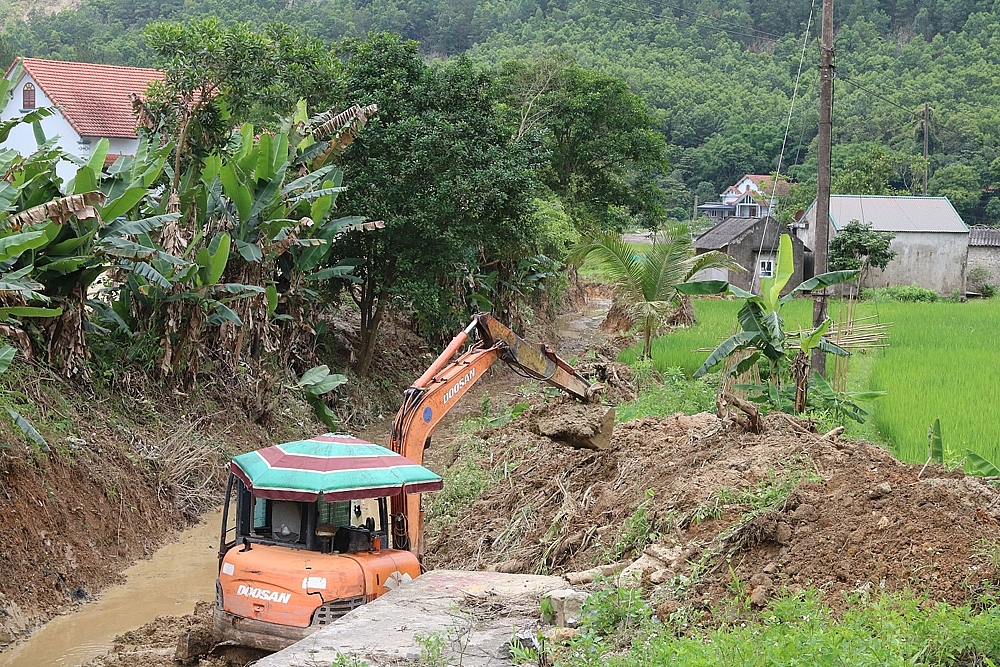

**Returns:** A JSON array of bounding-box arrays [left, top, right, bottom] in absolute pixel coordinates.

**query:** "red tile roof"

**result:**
[[745, 174, 792, 197], [10, 58, 163, 139]]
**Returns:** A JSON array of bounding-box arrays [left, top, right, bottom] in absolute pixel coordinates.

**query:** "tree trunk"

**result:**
[[356, 300, 386, 376], [45, 286, 89, 381], [792, 350, 809, 413], [642, 314, 653, 358]]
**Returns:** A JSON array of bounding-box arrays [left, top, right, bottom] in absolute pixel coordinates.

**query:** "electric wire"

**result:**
[[749, 0, 817, 294], [639, 0, 782, 39], [836, 73, 922, 117]]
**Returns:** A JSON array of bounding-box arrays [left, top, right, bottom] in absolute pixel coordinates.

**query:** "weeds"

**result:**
[[615, 367, 718, 422], [689, 465, 819, 527], [562, 588, 1000, 667], [607, 489, 662, 561]]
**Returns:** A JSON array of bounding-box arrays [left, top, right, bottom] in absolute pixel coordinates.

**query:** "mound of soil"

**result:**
[[425, 408, 1000, 610], [83, 602, 267, 667]]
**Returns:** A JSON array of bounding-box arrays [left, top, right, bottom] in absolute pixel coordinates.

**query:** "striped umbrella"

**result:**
[[230, 433, 443, 502]]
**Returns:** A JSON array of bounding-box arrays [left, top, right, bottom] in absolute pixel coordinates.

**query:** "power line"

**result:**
[[836, 73, 922, 118], [640, 0, 782, 39], [590, 0, 778, 43], [751, 0, 816, 293]]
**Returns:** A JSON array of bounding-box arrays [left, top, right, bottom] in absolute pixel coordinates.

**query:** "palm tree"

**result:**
[[570, 224, 743, 358]]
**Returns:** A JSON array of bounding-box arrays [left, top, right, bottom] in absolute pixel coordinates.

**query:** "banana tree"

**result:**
[[6, 139, 179, 379], [676, 233, 859, 412], [570, 224, 743, 358]]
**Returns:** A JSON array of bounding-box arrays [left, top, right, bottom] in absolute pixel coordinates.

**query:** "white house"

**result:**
[[697, 174, 792, 222], [2, 58, 163, 182], [794, 194, 969, 295]]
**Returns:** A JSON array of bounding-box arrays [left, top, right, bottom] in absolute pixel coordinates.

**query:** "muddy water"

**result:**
[[0, 508, 222, 667]]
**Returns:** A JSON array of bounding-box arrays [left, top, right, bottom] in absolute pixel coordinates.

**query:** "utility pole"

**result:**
[[693, 195, 699, 222], [812, 0, 834, 376], [923, 102, 930, 195]]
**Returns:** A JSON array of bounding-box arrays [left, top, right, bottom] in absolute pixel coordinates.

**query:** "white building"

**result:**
[[2, 58, 163, 182], [697, 174, 792, 222], [794, 194, 970, 295]]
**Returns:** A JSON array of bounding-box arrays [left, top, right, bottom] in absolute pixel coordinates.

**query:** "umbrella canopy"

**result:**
[[230, 433, 443, 502]]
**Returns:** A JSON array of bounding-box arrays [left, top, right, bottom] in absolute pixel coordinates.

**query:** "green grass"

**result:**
[[865, 300, 1000, 465], [563, 586, 1000, 667], [617, 299, 817, 376], [617, 297, 1000, 468]]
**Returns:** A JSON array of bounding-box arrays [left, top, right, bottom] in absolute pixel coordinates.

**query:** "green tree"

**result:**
[[332, 33, 534, 374], [140, 19, 343, 189], [503, 59, 669, 232], [929, 163, 981, 220], [829, 220, 897, 282], [569, 224, 741, 358]]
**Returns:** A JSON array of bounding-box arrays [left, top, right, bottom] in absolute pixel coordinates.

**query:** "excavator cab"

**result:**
[[212, 435, 438, 651]]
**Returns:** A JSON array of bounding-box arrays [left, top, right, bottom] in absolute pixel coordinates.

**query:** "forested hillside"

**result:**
[[5, 0, 1000, 222]]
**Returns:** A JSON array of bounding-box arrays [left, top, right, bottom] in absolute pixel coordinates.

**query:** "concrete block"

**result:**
[[542, 589, 589, 628]]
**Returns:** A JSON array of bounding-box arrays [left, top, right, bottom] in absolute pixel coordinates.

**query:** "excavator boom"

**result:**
[[387, 313, 611, 555]]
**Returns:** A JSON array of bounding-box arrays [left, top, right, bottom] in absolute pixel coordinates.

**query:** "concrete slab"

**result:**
[[255, 569, 568, 667]]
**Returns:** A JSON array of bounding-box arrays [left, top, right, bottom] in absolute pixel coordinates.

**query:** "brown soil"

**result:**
[[425, 409, 1000, 611], [82, 602, 265, 667]]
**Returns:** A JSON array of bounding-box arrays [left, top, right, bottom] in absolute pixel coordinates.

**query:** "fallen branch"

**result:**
[[722, 392, 761, 433]]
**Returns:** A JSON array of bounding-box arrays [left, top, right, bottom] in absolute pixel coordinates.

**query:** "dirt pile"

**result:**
[[425, 408, 1000, 609], [82, 602, 267, 667]]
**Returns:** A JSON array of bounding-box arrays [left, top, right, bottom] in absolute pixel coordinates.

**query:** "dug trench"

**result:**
[[0, 285, 615, 666]]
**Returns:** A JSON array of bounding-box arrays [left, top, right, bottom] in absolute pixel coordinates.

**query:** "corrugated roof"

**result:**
[[828, 195, 968, 233], [969, 227, 1000, 247], [12, 58, 163, 139], [694, 216, 796, 251]]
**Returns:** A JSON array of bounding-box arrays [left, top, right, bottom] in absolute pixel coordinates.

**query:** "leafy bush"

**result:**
[[968, 267, 997, 298], [861, 285, 940, 302]]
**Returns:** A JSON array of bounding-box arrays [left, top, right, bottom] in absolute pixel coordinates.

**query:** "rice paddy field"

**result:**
[[619, 298, 1000, 467]]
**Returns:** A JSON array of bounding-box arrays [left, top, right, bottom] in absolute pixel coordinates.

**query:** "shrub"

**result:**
[[861, 285, 940, 302]]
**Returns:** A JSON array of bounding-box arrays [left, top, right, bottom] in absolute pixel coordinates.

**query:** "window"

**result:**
[[22, 83, 35, 110], [759, 259, 774, 278]]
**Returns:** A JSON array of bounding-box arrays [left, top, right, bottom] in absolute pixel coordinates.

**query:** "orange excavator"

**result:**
[[212, 313, 612, 651]]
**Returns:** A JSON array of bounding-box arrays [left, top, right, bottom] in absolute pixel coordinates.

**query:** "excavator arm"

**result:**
[[386, 312, 607, 555]]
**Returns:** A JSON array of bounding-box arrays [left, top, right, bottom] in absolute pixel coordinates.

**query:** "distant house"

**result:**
[[697, 174, 792, 222], [794, 195, 969, 295], [692, 216, 807, 295], [2, 58, 164, 181], [967, 227, 1000, 287]]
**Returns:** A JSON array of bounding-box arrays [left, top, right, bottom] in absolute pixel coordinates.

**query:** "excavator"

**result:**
[[212, 313, 614, 651]]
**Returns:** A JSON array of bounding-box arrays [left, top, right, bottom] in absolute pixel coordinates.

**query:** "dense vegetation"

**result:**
[[9, 0, 1000, 224]]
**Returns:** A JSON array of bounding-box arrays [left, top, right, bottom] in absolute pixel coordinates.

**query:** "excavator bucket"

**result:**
[[534, 402, 616, 450]]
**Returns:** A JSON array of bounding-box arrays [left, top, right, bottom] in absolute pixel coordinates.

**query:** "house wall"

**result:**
[[725, 227, 805, 295], [796, 206, 968, 295], [2, 73, 139, 182], [863, 231, 968, 295], [967, 246, 1000, 285], [2, 72, 84, 182]]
